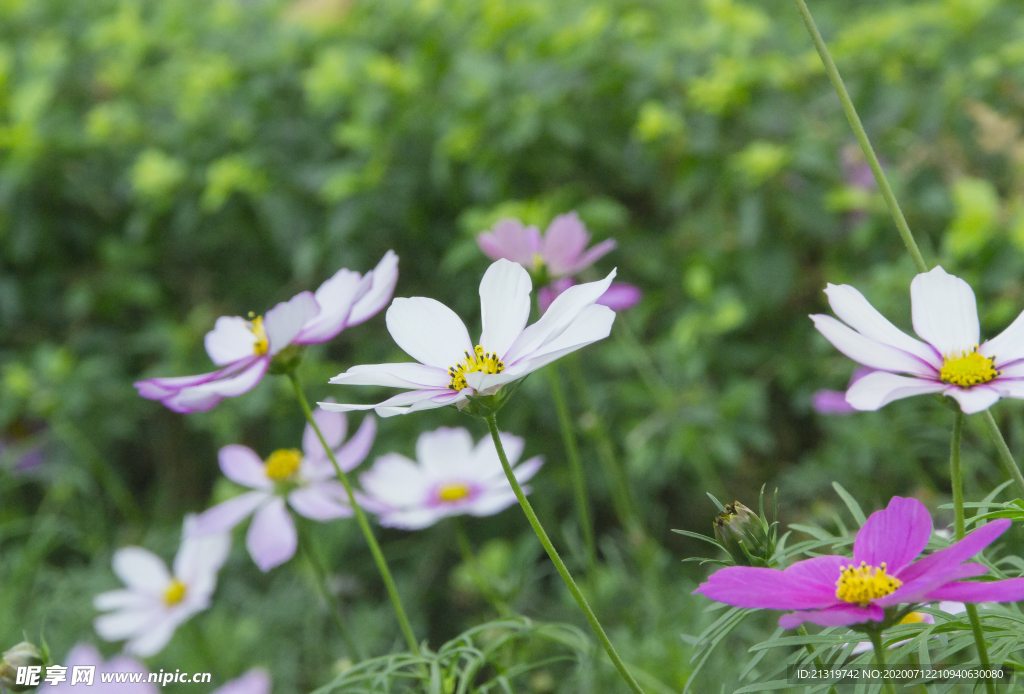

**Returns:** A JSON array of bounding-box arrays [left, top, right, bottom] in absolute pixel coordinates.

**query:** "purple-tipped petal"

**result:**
[[922, 577, 1024, 604], [294, 269, 367, 345], [896, 519, 1011, 584], [567, 238, 617, 276], [331, 415, 376, 472], [303, 407, 348, 461], [779, 603, 884, 629], [844, 370, 945, 411], [854, 496, 932, 574], [347, 250, 400, 327], [264, 291, 320, 354], [694, 556, 845, 611], [246, 497, 297, 571], [219, 445, 272, 490], [159, 359, 268, 413], [813, 389, 857, 415], [597, 282, 641, 312]]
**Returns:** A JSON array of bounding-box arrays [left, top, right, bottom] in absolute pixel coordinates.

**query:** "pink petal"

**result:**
[[246, 497, 297, 571], [922, 577, 1024, 604], [812, 389, 857, 415], [597, 282, 641, 312], [303, 407, 347, 461], [159, 359, 268, 413], [294, 269, 367, 344], [204, 316, 259, 366], [331, 414, 376, 472], [845, 371, 946, 411], [288, 484, 352, 521], [218, 445, 272, 490], [566, 238, 617, 276], [693, 556, 846, 610], [779, 603, 884, 629], [943, 385, 1001, 414], [853, 496, 932, 574], [134, 360, 254, 400], [191, 492, 268, 534], [347, 250, 399, 327], [476, 219, 542, 266], [811, 314, 937, 376], [911, 266, 980, 357], [897, 519, 1011, 584], [879, 563, 989, 606], [541, 212, 591, 276], [264, 291, 320, 354]]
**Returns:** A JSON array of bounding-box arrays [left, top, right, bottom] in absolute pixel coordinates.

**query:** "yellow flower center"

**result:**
[[447, 345, 505, 391], [899, 612, 927, 625], [437, 483, 471, 503], [939, 348, 999, 387], [265, 448, 302, 480], [248, 314, 269, 356], [836, 562, 903, 605], [163, 579, 187, 606], [531, 252, 545, 271]]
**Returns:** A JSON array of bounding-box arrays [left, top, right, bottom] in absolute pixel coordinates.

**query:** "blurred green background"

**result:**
[[3, 0, 1024, 690]]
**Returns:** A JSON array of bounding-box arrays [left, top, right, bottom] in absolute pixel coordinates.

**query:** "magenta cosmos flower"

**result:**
[[190, 408, 374, 571], [477, 213, 641, 313], [694, 496, 1024, 629], [359, 426, 543, 529], [134, 252, 398, 413], [812, 266, 1024, 414]]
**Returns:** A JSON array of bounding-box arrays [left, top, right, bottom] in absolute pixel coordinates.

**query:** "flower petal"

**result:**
[[288, 484, 352, 521], [386, 297, 473, 369], [597, 282, 642, 312], [415, 427, 476, 478], [473, 431, 526, 478], [294, 269, 367, 345], [112, 548, 171, 597], [478, 259, 532, 358], [246, 497, 297, 572], [878, 563, 989, 606], [318, 388, 460, 417], [911, 266, 980, 356], [377, 507, 449, 530], [124, 615, 182, 658], [94, 608, 160, 641], [824, 283, 941, 367], [175, 515, 231, 590], [980, 308, 1024, 365], [566, 239, 617, 277], [922, 577, 1024, 604], [541, 212, 591, 276], [943, 385, 1001, 414], [190, 492, 268, 535], [264, 291, 320, 354], [94, 590, 151, 612], [811, 315, 936, 376], [896, 519, 1011, 584], [359, 453, 430, 507], [303, 408, 347, 461], [844, 371, 945, 411], [159, 359, 268, 413], [853, 496, 932, 574], [466, 489, 519, 517], [812, 389, 857, 415], [693, 556, 845, 610], [329, 362, 450, 389], [778, 603, 884, 629], [331, 414, 376, 473], [476, 219, 542, 266], [347, 250, 400, 327], [204, 317, 258, 366], [218, 445, 272, 490]]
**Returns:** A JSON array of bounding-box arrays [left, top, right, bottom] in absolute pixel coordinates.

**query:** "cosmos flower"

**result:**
[[811, 266, 1024, 414], [134, 252, 398, 413], [39, 644, 156, 693], [694, 496, 1024, 629], [191, 408, 374, 571], [94, 516, 230, 657], [477, 214, 641, 314], [359, 426, 543, 530], [322, 259, 616, 417]]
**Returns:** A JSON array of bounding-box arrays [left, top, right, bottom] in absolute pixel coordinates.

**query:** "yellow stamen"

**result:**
[[447, 345, 505, 391], [163, 579, 187, 606], [249, 315, 269, 356], [437, 483, 471, 503], [531, 252, 545, 271], [939, 347, 999, 387], [265, 449, 302, 480], [835, 562, 903, 606]]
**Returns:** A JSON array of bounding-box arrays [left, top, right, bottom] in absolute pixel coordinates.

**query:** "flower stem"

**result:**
[[288, 372, 420, 656], [547, 365, 597, 570], [795, 626, 839, 694], [980, 410, 1024, 498], [949, 412, 997, 694], [452, 518, 513, 617], [868, 631, 897, 694], [483, 413, 646, 694], [296, 522, 363, 661], [792, 0, 927, 274]]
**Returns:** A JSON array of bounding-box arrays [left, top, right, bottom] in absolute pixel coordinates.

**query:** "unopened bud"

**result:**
[[0, 642, 44, 692], [713, 501, 773, 567]]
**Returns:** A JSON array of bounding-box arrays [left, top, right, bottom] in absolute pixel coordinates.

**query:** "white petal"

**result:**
[[359, 453, 430, 507], [498, 304, 615, 379], [303, 408, 347, 460], [190, 491, 268, 535], [992, 378, 1024, 398], [123, 615, 182, 658], [386, 297, 473, 369], [204, 316, 258, 366], [377, 507, 449, 530], [473, 431, 525, 479], [511, 455, 544, 484], [980, 308, 1024, 365], [911, 266, 980, 356], [944, 385, 1001, 414], [811, 315, 937, 376], [824, 283, 941, 367], [246, 497, 297, 571], [329, 362, 450, 389], [478, 259, 532, 357], [466, 490, 519, 517], [504, 270, 616, 365], [288, 484, 352, 521], [347, 250, 400, 326], [161, 358, 268, 413], [174, 517, 231, 587], [996, 361, 1024, 378], [318, 388, 460, 417], [94, 608, 161, 642], [845, 371, 945, 410], [112, 548, 171, 597], [218, 445, 272, 490], [94, 590, 151, 612], [415, 427, 476, 478], [294, 269, 367, 344], [264, 291, 320, 354]]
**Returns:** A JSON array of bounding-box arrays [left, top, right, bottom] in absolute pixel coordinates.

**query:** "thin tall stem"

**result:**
[[547, 366, 597, 569], [483, 413, 646, 694], [297, 522, 363, 661], [868, 632, 897, 694], [288, 373, 420, 655], [792, 0, 927, 273], [949, 412, 996, 694], [981, 411, 1024, 498], [453, 518, 513, 617], [796, 626, 839, 694]]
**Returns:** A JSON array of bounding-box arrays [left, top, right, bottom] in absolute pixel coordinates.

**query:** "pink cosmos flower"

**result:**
[[323, 259, 616, 417], [191, 408, 374, 571], [812, 266, 1024, 414], [134, 252, 398, 413], [40, 644, 156, 693], [477, 213, 641, 314], [359, 426, 543, 530], [694, 496, 1024, 629]]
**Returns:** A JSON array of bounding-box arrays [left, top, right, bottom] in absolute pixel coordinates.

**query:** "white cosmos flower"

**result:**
[[812, 266, 1024, 414], [321, 259, 616, 417], [93, 516, 230, 657], [359, 427, 543, 529]]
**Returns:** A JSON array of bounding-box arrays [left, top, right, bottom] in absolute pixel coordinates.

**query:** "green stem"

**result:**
[[453, 518, 513, 617], [868, 632, 897, 694], [288, 372, 420, 656], [796, 626, 839, 694], [949, 412, 996, 694], [483, 413, 646, 694], [547, 366, 597, 570], [297, 522, 362, 661], [981, 410, 1024, 498], [793, 0, 927, 273]]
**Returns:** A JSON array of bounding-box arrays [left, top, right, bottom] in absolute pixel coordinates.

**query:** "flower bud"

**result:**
[[713, 501, 773, 567], [0, 642, 44, 692]]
